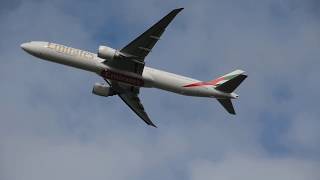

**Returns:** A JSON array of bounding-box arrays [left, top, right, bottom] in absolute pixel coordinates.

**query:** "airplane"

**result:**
[[21, 8, 247, 127]]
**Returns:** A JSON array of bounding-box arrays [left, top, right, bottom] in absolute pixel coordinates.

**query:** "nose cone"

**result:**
[[21, 41, 48, 58], [21, 42, 32, 52]]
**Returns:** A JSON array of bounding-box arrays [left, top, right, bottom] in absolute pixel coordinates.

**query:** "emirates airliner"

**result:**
[[21, 8, 247, 127]]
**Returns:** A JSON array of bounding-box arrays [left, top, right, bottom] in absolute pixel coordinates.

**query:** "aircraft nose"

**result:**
[[21, 42, 31, 51]]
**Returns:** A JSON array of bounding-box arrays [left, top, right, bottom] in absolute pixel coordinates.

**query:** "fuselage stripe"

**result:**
[[100, 69, 144, 87], [183, 77, 225, 87]]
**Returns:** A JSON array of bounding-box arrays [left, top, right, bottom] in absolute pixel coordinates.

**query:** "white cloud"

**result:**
[[189, 154, 320, 180]]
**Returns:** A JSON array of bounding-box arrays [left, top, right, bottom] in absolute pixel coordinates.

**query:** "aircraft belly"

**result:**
[[45, 50, 101, 72], [144, 67, 216, 97], [156, 81, 215, 97], [100, 68, 145, 87]]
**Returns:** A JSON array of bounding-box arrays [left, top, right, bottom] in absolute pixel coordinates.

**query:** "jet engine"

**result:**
[[97, 45, 121, 60], [92, 83, 117, 97]]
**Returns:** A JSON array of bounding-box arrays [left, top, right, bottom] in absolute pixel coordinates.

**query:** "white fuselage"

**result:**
[[21, 41, 233, 99]]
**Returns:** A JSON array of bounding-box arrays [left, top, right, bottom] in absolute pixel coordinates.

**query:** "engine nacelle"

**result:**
[[92, 83, 116, 97], [97, 45, 120, 60]]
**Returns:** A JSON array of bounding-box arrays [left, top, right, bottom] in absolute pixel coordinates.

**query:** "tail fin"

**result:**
[[214, 70, 247, 93], [214, 70, 247, 115]]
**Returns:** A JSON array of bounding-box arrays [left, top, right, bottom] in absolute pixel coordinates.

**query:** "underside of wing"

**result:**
[[120, 8, 183, 60], [106, 80, 156, 127], [102, 8, 183, 76], [118, 92, 156, 127]]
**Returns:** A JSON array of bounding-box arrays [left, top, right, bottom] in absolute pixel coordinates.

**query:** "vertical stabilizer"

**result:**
[[214, 70, 247, 93]]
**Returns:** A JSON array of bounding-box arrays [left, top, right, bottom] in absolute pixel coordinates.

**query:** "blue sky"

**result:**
[[0, 0, 320, 179]]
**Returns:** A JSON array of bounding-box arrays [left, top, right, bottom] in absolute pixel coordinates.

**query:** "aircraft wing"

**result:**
[[104, 8, 183, 75], [120, 8, 183, 61], [106, 80, 157, 127], [118, 91, 156, 127]]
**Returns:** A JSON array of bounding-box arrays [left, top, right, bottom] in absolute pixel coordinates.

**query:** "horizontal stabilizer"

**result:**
[[217, 99, 235, 115]]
